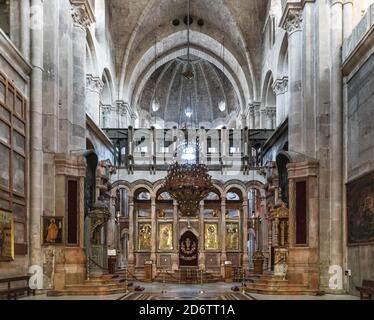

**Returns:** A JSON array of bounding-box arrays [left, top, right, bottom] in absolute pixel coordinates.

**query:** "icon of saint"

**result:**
[[46, 218, 59, 243]]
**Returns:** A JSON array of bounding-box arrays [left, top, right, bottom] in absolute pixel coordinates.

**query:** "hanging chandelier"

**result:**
[[163, 162, 213, 217]]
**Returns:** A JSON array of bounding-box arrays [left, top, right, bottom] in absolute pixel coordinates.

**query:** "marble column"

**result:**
[[248, 104, 255, 129], [272, 77, 288, 127], [172, 200, 179, 271], [283, 9, 303, 152], [150, 196, 157, 274], [20, 0, 30, 60], [220, 198, 227, 277], [242, 200, 249, 269], [265, 107, 276, 130], [30, 0, 44, 271], [198, 201, 205, 270], [260, 109, 267, 129], [329, 0, 344, 286], [128, 196, 135, 271], [70, 2, 94, 150], [343, 1, 353, 39], [86, 74, 104, 125], [254, 104, 261, 129]]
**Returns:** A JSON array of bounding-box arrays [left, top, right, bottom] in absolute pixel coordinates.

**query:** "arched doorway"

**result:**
[[179, 230, 198, 268]]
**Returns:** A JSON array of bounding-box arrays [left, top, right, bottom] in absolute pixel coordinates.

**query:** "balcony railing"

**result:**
[[103, 128, 274, 173]]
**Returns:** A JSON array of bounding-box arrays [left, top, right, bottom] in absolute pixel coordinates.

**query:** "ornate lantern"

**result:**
[[163, 162, 213, 217]]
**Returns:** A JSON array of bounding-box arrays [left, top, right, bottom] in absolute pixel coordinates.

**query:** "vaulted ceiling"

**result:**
[[108, 0, 269, 121]]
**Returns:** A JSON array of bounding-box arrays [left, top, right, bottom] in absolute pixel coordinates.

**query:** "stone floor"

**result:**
[[20, 282, 359, 300]]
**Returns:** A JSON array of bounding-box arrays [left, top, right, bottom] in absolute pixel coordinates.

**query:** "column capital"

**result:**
[[281, 7, 303, 35], [70, 0, 95, 29], [86, 74, 104, 93], [272, 77, 289, 95], [266, 106, 277, 117]]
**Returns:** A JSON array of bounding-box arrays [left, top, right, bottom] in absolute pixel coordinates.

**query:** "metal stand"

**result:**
[[199, 270, 205, 295]]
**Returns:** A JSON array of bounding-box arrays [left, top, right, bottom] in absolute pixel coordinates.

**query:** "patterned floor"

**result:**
[[118, 291, 255, 300]]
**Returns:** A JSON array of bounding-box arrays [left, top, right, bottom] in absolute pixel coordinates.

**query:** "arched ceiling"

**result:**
[[108, 0, 268, 110], [139, 55, 239, 128]]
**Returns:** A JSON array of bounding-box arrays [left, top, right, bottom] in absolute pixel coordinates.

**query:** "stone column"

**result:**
[[70, 1, 94, 150], [30, 0, 44, 272], [86, 74, 104, 125], [272, 77, 288, 127], [265, 107, 276, 130], [343, 1, 353, 39], [150, 196, 157, 275], [254, 104, 261, 129], [198, 201, 205, 270], [241, 114, 247, 129], [248, 104, 255, 129], [283, 8, 303, 152], [128, 196, 135, 271], [242, 199, 249, 270], [260, 109, 267, 129], [220, 198, 227, 277], [172, 200, 179, 271], [329, 0, 344, 291], [20, 0, 30, 60]]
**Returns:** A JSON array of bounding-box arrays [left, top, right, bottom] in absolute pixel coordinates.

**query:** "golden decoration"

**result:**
[[226, 223, 239, 250], [158, 223, 173, 250], [138, 223, 151, 250], [204, 223, 218, 250]]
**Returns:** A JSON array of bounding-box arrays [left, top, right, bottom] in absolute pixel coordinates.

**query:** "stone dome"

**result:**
[[137, 55, 240, 128]]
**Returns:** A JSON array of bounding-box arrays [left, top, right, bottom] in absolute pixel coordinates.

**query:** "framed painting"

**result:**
[[226, 222, 239, 250], [347, 172, 374, 246], [204, 223, 219, 250], [158, 223, 173, 250], [42, 216, 64, 245], [138, 223, 152, 250], [0, 210, 14, 261]]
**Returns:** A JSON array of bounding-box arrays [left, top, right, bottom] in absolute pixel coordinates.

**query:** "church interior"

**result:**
[[0, 0, 373, 301]]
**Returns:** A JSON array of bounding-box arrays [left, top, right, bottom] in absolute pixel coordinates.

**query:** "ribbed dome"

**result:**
[[138, 56, 239, 128]]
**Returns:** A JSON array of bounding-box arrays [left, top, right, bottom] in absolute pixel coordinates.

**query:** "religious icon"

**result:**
[[158, 223, 173, 250], [0, 210, 14, 261], [204, 223, 219, 250], [42, 216, 64, 245], [226, 223, 239, 250], [138, 223, 152, 250]]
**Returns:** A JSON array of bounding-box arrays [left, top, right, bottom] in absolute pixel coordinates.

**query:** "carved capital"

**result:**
[[70, 0, 95, 29], [284, 9, 303, 35], [86, 74, 104, 93], [272, 77, 289, 95], [266, 107, 277, 117]]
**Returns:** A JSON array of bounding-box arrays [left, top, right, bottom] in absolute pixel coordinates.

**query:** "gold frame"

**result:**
[[226, 222, 240, 251], [0, 210, 14, 261], [41, 216, 65, 246], [204, 222, 219, 250], [158, 222, 173, 251], [137, 222, 152, 251]]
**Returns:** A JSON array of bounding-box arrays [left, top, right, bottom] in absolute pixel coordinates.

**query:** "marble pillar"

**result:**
[[70, 3, 92, 150], [242, 200, 249, 270], [272, 77, 288, 127], [265, 107, 276, 130], [220, 198, 226, 277], [128, 196, 135, 271], [30, 0, 44, 270], [283, 9, 303, 153], [254, 104, 261, 129], [343, 1, 353, 39], [150, 196, 157, 275], [172, 200, 179, 271], [20, 0, 30, 60], [260, 109, 267, 129], [329, 0, 344, 291], [86, 74, 104, 125], [248, 104, 255, 129], [199, 201, 205, 270]]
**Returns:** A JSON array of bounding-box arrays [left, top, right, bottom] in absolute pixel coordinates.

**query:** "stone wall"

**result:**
[[346, 52, 374, 295]]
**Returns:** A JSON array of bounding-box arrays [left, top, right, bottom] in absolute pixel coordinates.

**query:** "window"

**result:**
[[0, 72, 28, 254]]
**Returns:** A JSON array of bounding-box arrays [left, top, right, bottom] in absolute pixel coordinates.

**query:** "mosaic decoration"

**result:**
[[138, 223, 152, 250], [158, 223, 173, 250], [226, 222, 239, 250], [205, 223, 219, 250]]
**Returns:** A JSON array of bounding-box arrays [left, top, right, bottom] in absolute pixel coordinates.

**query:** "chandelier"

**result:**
[[163, 162, 213, 217]]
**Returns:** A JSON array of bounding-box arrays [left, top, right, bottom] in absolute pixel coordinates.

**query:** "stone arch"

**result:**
[[130, 180, 154, 198], [224, 180, 247, 200], [179, 227, 199, 238], [122, 31, 254, 113]]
